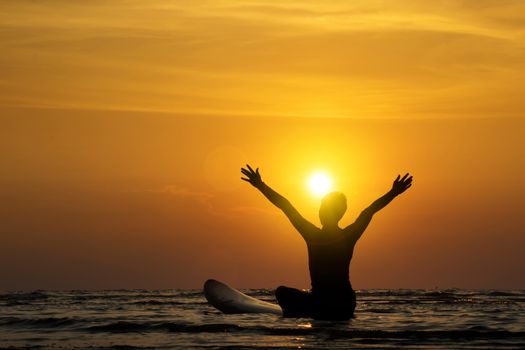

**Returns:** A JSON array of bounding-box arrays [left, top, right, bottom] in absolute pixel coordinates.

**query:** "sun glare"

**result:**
[[308, 172, 332, 197]]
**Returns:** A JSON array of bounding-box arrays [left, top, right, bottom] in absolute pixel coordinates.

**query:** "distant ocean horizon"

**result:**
[[1, 288, 524, 349]]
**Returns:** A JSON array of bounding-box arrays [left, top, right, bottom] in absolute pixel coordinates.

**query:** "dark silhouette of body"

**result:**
[[241, 164, 413, 320]]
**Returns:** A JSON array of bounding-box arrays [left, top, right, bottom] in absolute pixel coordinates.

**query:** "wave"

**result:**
[[0, 290, 49, 302], [128, 300, 194, 306], [86, 322, 245, 333], [0, 316, 77, 328], [485, 290, 525, 296], [83, 321, 525, 340]]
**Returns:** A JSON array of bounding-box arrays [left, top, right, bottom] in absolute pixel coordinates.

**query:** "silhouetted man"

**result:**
[[241, 164, 413, 320]]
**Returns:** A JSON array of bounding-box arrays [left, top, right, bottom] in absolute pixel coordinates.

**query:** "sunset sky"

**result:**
[[1, 1, 524, 290]]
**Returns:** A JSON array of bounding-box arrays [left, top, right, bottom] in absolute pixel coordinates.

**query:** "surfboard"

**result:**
[[203, 279, 282, 315]]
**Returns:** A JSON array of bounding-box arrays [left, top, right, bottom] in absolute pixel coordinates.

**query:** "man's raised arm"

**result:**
[[241, 164, 317, 238], [345, 173, 413, 240]]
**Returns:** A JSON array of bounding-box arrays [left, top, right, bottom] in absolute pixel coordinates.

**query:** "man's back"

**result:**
[[305, 229, 355, 295]]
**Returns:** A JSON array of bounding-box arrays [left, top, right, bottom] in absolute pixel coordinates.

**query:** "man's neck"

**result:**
[[321, 223, 340, 231]]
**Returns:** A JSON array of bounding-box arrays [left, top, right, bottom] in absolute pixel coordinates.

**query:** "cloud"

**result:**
[[1, 1, 524, 117], [144, 185, 214, 209], [145, 185, 242, 220], [157, 185, 214, 201]]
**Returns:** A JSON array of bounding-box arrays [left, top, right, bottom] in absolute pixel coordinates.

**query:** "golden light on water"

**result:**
[[308, 172, 332, 197]]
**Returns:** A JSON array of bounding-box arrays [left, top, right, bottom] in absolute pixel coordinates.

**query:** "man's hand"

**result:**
[[241, 164, 263, 188], [391, 173, 413, 196]]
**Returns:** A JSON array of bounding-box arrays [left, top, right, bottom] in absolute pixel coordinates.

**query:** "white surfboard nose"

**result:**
[[203, 279, 282, 315]]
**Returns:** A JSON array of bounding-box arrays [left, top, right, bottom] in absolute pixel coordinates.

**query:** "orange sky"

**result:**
[[1, 1, 524, 290]]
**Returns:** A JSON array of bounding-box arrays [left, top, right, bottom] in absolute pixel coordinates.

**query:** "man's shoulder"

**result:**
[[342, 224, 366, 242]]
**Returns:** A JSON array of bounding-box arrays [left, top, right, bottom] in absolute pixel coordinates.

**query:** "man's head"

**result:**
[[319, 192, 347, 227]]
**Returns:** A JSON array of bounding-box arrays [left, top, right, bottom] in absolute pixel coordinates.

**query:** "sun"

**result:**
[[308, 172, 332, 197]]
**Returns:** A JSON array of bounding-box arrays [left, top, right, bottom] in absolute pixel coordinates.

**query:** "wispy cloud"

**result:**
[[1, 1, 524, 117], [142, 185, 214, 210], [155, 185, 213, 201], [143, 185, 245, 220]]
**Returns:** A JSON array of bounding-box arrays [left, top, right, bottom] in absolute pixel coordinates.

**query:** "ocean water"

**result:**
[[1, 289, 524, 349]]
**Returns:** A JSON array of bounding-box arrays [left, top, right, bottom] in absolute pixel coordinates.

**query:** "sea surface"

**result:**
[[1, 289, 524, 349]]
